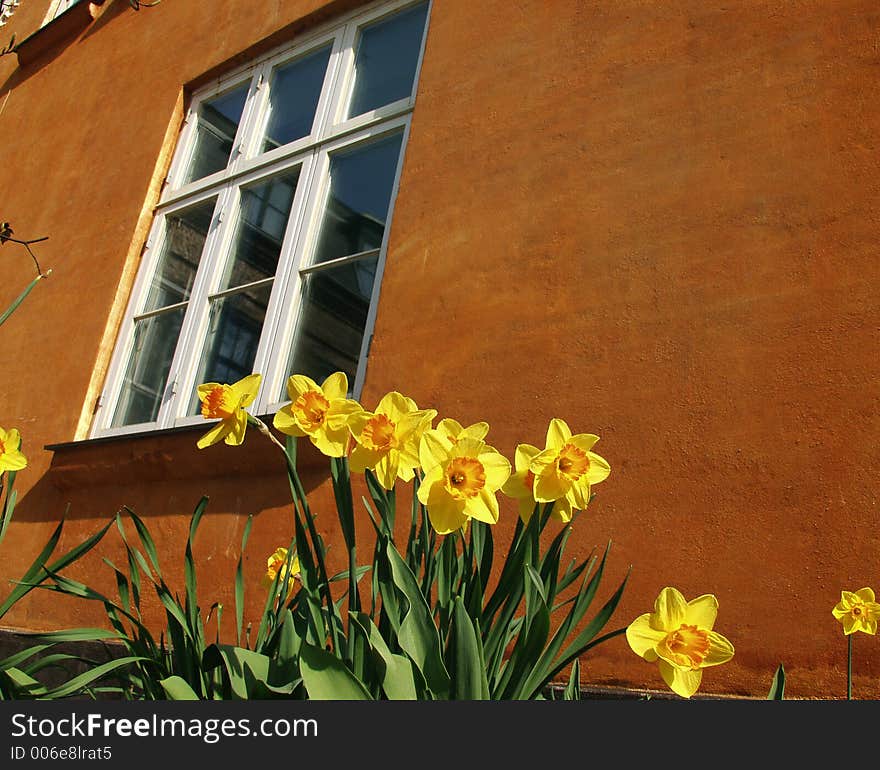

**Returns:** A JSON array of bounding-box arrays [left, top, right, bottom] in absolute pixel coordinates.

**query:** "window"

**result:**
[[44, 0, 83, 24], [92, 0, 430, 438]]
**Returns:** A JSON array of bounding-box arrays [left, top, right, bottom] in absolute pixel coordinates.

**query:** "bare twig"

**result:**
[[1, 223, 51, 278]]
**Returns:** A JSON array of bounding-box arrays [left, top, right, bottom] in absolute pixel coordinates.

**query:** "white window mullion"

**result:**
[[162, 188, 238, 427], [259, 148, 331, 411]]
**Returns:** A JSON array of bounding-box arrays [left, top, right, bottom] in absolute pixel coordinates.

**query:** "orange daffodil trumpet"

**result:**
[[520, 419, 610, 520], [348, 391, 436, 490], [417, 427, 511, 535], [0, 426, 27, 473], [273, 372, 361, 457], [626, 586, 735, 698], [196, 373, 262, 449], [833, 588, 880, 635]]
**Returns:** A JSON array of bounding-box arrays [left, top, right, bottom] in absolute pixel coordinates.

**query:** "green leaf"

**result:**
[[767, 663, 786, 700], [0, 272, 44, 329], [385, 541, 450, 698], [563, 659, 581, 700], [160, 675, 201, 700], [299, 643, 372, 700], [235, 515, 253, 646], [208, 645, 297, 699], [40, 656, 150, 699], [351, 612, 421, 700], [451, 596, 489, 700]]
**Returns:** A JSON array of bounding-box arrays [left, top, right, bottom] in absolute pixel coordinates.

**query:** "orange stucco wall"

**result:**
[[0, 0, 877, 699]]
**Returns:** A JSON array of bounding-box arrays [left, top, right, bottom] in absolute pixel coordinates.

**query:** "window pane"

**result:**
[[347, 2, 428, 119], [312, 132, 403, 265], [188, 283, 273, 413], [219, 169, 300, 291], [144, 198, 216, 312], [262, 46, 332, 153], [284, 255, 378, 390], [183, 83, 249, 184], [112, 308, 185, 427]]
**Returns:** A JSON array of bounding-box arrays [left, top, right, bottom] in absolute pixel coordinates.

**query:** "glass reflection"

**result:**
[[312, 132, 403, 265], [263, 46, 331, 153], [183, 83, 249, 184], [189, 283, 273, 413], [285, 256, 378, 390], [112, 307, 185, 427], [144, 199, 215, 312], [219, 169, 300, 291], [347, 1, 428, 119]]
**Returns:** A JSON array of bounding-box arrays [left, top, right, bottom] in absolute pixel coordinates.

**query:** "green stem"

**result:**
[[847, 633, 853, 701]]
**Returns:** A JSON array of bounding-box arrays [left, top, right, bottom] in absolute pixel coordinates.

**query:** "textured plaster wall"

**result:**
[[0, 0, 877, 699]]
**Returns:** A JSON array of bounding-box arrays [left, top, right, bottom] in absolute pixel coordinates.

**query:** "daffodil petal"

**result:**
[[502, 471, 530, 499], [321, 371, 348, 401], [0, 451, 27, 471], [551, 498, 572, 522], [224, 411, 248, 445], [286, 374, 320, 400], [659, 660, 703, 698], [461, 421, 490, 442], [426, 492, 468, 535], [653, 587, 687, 631], [230, 373, 261, 407], [567, 479, 591, 510], [514, 443, 540, 472], [855, 587, 876, 604], [420, 431, 451, 474], [518, 498, 538, 523], [533, 468, 569, 503], [702, 631, 735, 667], [625, 614, 665, 661], [684, 594, 719, 630], [586, 451, 611, 484], [311, 425, 349, 457], [197, 420, 231, 449], [467, 488, 499, 525], [545, 418, 571, 451], [349, 444, 381, 475], [568, 432, 600, 453], [417, 465, 445, 505], [376, 391, 412, 423], [375, 452, 398, 490], [436, 418, 464, 441], [479, 450, 511, 490], [325, 399, 361, 430], [273, 405, 306, 436]]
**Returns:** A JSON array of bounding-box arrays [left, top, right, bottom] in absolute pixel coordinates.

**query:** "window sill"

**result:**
[[14, 1, 105, 68], [44, 416, 327, 492]]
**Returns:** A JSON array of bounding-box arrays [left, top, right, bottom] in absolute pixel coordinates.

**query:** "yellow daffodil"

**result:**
[[273, 371, 361, 457], [529, 418, 610, 513], [262, 547, 300, 599], [348, 391, 436, 490], [417, 430, 511, 535], [626, 586, 735, 698], [434, 418, 490, 446], [196, 373, 262, 449], [833, 588, 880, 635], [0, 427, 27, 472], [502, 443, 572, 523]]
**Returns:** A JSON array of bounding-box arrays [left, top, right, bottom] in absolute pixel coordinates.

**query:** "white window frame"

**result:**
[[42, 0, 82, 25], [91, 0, 431, 439]]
